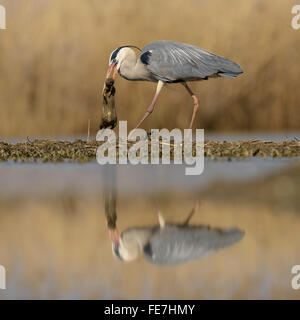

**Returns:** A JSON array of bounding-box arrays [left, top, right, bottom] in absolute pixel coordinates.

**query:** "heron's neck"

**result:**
[[123, 228, 154, 248], [119, 59, 147, 81]]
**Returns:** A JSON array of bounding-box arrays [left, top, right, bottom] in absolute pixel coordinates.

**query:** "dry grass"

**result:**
[[0, 0, 299, 137], [1, 138, 300, 162]]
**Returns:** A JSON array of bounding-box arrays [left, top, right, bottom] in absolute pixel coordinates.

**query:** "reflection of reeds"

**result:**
[[0, 195, 299, 299], [0, 0, 299, 137]]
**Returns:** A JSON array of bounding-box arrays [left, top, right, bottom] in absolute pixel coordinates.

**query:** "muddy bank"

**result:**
[[0, 139, 300, 162]]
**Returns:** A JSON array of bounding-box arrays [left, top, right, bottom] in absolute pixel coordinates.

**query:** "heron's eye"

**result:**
[[111, 58, 117, 64]]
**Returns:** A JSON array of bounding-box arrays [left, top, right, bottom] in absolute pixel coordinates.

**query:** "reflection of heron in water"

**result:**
[[110, 203, 244, 266]]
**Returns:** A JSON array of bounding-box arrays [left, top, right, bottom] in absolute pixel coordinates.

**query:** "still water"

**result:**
[[0, 135, 300, 299]]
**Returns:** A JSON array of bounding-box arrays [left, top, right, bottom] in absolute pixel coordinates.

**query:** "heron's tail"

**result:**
[[217, 60, 243, 79], [217, 227, 245, 248]]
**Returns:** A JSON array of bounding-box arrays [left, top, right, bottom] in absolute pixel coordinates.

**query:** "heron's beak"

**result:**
[[102, 63, 118, 95], [109, 227, 120, 249], [106, 63, 118, 80]]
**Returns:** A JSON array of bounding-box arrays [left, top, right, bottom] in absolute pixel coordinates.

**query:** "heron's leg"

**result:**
[[182, 82, 199, 129], [182, 200, 199, 225], [158, 210, 166, 228], [134, 80, 165, 129]]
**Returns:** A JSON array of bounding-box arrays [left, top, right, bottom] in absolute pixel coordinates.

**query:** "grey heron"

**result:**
[[110, 208, 244, 266], [106, 40, 243, 130]]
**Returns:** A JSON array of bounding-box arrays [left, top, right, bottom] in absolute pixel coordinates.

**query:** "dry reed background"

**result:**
[[1, 0, 300, 300], [0, 0, 299, 137]]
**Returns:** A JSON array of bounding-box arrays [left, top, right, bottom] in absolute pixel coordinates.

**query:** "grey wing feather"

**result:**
[[143, 225, 244, 265], [140, 40, 243, 82]]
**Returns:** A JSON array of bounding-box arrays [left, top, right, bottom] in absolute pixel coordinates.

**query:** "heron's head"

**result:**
[[111, 231, 141, 263], [106, 46, 141, 80]]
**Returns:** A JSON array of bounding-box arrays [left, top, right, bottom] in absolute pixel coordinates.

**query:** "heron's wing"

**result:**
[[143, 225, 244, 265], [140, 40, 243, 82]]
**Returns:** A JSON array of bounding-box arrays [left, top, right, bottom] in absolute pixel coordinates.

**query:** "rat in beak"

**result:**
[[102, 62, 117, 96], [106, 62, 118, 80]]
